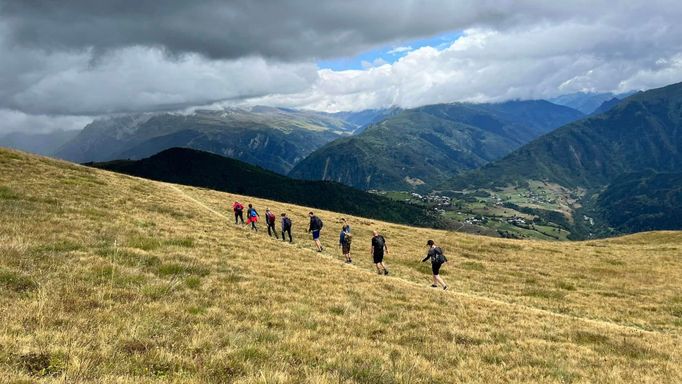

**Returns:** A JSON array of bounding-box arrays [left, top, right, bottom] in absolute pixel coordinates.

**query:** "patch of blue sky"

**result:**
[[317, 30, 463, 71]]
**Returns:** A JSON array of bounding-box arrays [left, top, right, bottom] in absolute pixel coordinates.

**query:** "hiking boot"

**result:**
[[377, 270, 383, 275], [431, 284, 438, 288], [443, 286, 448, 290], [383, 269, 389, 275]]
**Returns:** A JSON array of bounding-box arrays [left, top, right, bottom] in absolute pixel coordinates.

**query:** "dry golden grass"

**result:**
[[0, 147, 680, 383]]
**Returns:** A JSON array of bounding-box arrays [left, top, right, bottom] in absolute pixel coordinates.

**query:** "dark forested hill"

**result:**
[[594, 171, 682, 233], [289, 100, 583, 190], [88, 147, 440, 227]]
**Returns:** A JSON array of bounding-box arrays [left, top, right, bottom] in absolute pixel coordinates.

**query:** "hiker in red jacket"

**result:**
[[265, 208, 278, 239], [232, 201, 244, 224]]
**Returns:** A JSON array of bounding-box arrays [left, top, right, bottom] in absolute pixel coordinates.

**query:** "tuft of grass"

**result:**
[[460, 261, 486, 271], [0, 268, 37, 293], [522, 288, 567, 300], [555, 280, 577, 291], [16, 352, 67, 377], [0, 185, 20, 200]]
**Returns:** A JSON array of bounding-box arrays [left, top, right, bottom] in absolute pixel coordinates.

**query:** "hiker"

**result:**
[[307, 212, 324, 252], [422, 240, 448, 290], [339, 224, 352, 263], [245, 204, 259, 231], [281, 213, 293, 243], [265, 208, 278, 239], [232, 201, 244, 224], [370, 230, 389, 275], [341, 218, 351, 233]]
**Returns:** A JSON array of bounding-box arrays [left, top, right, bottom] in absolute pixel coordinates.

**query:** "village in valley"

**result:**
[[372, 181, 581, 240]]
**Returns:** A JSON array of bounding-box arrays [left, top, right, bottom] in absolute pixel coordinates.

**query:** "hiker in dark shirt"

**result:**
[[339, 225, 352, 263], [307, 212, 323, 252], [281, 213, 293, 243], [370, 230, 389, 275], [265, 208, 278, 239], [422, 240, 448, 290]]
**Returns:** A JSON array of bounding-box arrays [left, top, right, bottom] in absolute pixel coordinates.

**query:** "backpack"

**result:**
[[266, 212, 275, 224], [344, 232, 353, 244], [283, 217, 292, 228], [313, 216, 323, 230], [433, 247, 446, 264], [234, 203, 243, 212], [373, 235, 385, 249]]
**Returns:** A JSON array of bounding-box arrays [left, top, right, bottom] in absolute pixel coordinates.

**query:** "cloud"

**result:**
[[237, 13, 682, 111], [2, 0, 682, 131], [0, 109, 90, 135], [388, 46, 413, 55]]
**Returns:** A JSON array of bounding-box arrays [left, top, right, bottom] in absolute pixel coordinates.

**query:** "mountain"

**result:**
[[54, 107, 363, 174], [448, 82, 682, 190], [550, 91, 639, 114], [594, 171, 682, 233], [88, 147, 439, 227], [0, 129, 80, 156], [289, 100, 584, 190], [329, 107, 402, 133], [2, 146, 681, 382]]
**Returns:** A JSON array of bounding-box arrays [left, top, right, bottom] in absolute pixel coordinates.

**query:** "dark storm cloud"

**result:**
[[0, 0, 524, 60]]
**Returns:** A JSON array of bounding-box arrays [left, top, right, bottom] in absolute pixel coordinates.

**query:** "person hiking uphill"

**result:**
[[339, 225, 352, 263], [232, 201, 245, 225], [245, 204, 259, 231], [308, 212, 323, 252], [371, 231, 389, 275], [422, 240, 448, 290], [281, 213, 293, 243], [265, 208, 278, 239]]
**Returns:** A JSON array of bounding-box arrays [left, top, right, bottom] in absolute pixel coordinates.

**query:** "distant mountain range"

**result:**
[[0, 130, 80, 156], [55, 107, 382, 175], [549, 91, 637, 114], [448, 82, 682, 190], [88, 147, 441, 228], [289, 100, 584, 190]]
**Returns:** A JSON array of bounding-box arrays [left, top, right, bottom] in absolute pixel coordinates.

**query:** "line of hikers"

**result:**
[[231, 201, 448, 289]]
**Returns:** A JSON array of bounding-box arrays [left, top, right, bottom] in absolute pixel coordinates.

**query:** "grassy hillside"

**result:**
[[88, 147, 440, 228], [1, 147, 681, 383]]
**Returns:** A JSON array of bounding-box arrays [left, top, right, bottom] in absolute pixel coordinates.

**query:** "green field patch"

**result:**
[[555, 280, 577, 291], [16, 351, 68, 377]]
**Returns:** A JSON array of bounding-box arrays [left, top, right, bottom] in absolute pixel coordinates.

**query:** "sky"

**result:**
[[1, 0, 682, 134]]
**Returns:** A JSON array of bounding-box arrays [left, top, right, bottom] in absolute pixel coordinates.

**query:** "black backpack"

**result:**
[[373, 235, 385, 249], [314, 216, 323, 229], [283, 217, 292, 228], [433, 247, 446, 264]]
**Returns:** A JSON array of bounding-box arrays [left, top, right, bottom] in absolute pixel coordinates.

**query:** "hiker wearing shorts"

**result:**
[[339, 225, 352, 263], [245, 204, 259, 231], [232, 201, 244, 224], [370, 231, 389, 275], [265, 208, 278, 239], [308, 212, 323, 252], [422, 240, 448, 290], [281, 213, 293, 243]]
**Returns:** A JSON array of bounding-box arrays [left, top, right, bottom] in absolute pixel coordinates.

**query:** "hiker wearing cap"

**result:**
[[339, 224, 352, 263], [422, 240, 448, 290], [232, 201, 245, 224], [281, 213, 293, 243], [265, 208, 278, 239], [370, 231, 389, 275], [308, 212, 324, 252]]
